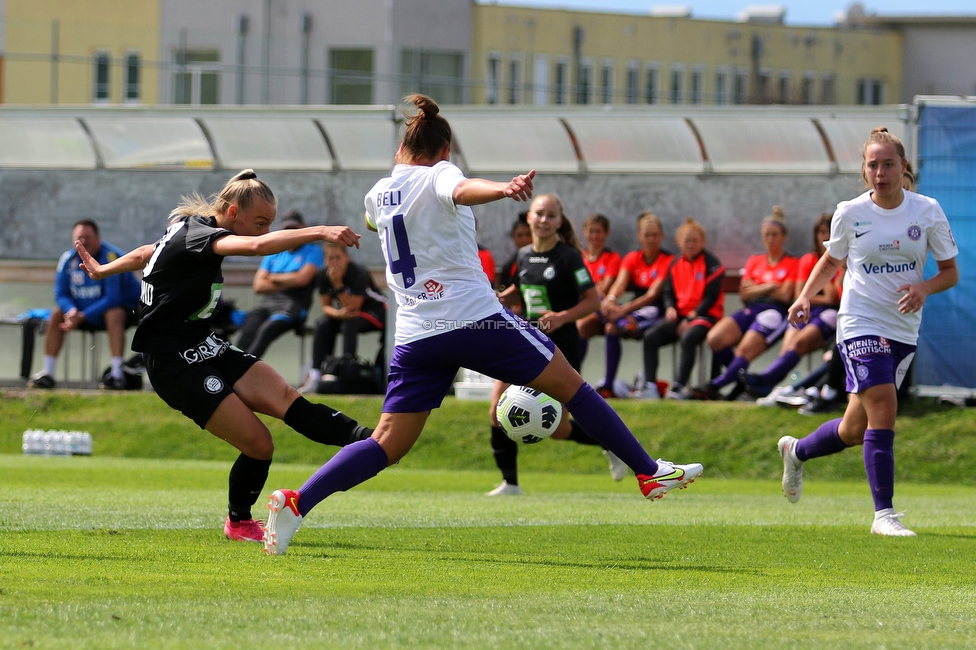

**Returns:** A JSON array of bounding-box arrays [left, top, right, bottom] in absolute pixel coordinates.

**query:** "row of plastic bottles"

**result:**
[[21, 429, 93, 456]]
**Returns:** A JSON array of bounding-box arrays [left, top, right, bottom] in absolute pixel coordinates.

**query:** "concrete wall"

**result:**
[[0, 167, 866, 274]]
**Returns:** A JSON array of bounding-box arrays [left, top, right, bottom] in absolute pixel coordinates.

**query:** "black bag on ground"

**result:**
[[99, 353, 145, 390], [316, 354, 383, 395]]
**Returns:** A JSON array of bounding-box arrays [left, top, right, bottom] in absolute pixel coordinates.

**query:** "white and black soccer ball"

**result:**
[[495, 385, 563, 444]]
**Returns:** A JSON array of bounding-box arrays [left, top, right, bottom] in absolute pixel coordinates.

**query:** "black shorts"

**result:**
[[144, 334, 259, 429]]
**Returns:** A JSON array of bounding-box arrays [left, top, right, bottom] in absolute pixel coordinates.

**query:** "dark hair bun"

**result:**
[[232, 169, 258, 181]]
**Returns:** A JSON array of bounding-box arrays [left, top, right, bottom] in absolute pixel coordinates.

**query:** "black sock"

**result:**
[[227, 453, 272, 522], [284, 396, 373, 447], [565, 419, 601, 446], [490, 425, 519, 485]]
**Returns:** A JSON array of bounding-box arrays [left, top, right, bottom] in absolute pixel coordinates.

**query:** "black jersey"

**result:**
[[514, 241, 594, 321], [132, 215, 233, 354]]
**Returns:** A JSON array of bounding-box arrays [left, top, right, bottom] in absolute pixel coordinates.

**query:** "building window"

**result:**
[[329, 49, 373, 104], [757, 68, 772, 104], [778, 71, 791, 104], [533, 55, 549, 105], [801, 72, 816, 105], [124, 53, 140, 102], [508, 57, 521, 104], [576, 60, 592, 105], [715, 68, 728, 105], [600, 60, 614, 104], [821, 74, 835, 104], [174, 50, 220, 105], [487, 55, 501, 104], [645, 64, 659, 104], [554, 59, 569, 105], [734, 68, 748, 105], [670, 64, 684, 104], [93, 52, 110, 102], [625, 61, 639, 104], [401, 49, 464, 105], [690, 66, 703, 104], [857, 78, 883, 105]]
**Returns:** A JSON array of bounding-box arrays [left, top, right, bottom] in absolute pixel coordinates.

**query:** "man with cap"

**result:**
[[236, 210, 324, 359]]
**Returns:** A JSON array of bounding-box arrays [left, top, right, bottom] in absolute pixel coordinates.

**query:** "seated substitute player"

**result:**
[[263, 95, 702, 555], [575, 213, 621, 366], [302, 243, 387, 393], [690, 207, 798, 399], [778, 127, 957, 536], [235, 210, 323, 359], [641, 218, 725, 400], [597, 211, 674, 399], [74, 169, 374, 543], [28, 219, 140, 390], [742, 213, 842, 398]]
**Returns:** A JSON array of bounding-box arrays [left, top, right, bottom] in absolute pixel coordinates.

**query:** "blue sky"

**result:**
[[478, 0, 976, 26]]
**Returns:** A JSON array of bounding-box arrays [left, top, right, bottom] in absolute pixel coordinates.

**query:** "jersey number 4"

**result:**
[[384, 214, 418, 287]]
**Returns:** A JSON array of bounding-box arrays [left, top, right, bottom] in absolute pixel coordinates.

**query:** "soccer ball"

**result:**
[[495, 385, 563, 444]]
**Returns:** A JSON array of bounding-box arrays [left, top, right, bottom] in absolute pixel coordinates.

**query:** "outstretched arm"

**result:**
[[212, 226, 360, 257], [75, 242, 154, 280], [453, 170, 535, 206]]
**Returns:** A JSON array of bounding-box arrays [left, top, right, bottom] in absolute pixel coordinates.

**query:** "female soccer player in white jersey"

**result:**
[[263, 94, 703, 555], [778, 127, 958, 536]]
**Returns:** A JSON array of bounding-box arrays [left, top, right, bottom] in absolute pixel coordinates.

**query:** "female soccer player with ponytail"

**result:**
[[778, 127, 958, 536], [263, 95, 703, 555], [75, 170, 373, 543]]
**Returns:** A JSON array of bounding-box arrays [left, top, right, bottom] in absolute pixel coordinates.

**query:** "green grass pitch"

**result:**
[[2, 393, 975, 648]]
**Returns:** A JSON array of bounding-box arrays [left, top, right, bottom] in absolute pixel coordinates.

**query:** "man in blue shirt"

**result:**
[[28, 219, 141, 389], [236, 210, 324, 358]]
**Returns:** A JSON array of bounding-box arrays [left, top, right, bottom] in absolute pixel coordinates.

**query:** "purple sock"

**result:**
[[712, 355, 749, 389], [794, 418, 848, 461], [863, 428, 895, 511], [713, 347, 733, 370], [565, 383, 657, 476], [297, 438, 388, 516], [603, 335, 622, 386], [759, 350, 801, 386]]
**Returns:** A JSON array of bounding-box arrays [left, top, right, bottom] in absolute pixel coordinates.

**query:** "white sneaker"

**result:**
[[631, 382, 660, 400], [871, 509, 917, 537], [665, 384, 688, 400], [778, 436, 804, 503], [778, 386, 820, 408], [757, 385, 794, 407], [603, 449, 628, 481], [486, 481, 523, 496], [264, 489, 304, 555], [637, 459, 703, 500]]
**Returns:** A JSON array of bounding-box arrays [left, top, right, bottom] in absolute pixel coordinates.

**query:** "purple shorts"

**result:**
[[839, 335, 916, 393], [731, 302, 789, 345], [614, 305, 661, 338], [804, 306, 838, 340], [384, 310, 556, 413]]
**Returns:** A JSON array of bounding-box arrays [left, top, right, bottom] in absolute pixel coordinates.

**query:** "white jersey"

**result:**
[[825, 190, 957, 345], [364, 161, 501, 345]]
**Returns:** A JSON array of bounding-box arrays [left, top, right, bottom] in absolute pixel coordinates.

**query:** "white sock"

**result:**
[[308, 368, 322, 382], [43, 355, 57, 377], [111, 357, 124, 380], [821, 385, 838, 401]]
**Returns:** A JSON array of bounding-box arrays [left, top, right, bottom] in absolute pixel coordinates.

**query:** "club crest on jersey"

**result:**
[[181, 333, 229, 364], [422, 279, 444, 299], [203, 375, 224, 394], [907, 224, 922, 241], [543, 266, 556, 280]]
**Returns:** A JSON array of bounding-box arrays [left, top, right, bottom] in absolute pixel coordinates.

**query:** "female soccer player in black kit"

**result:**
[[75, 170, 372, 542]]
